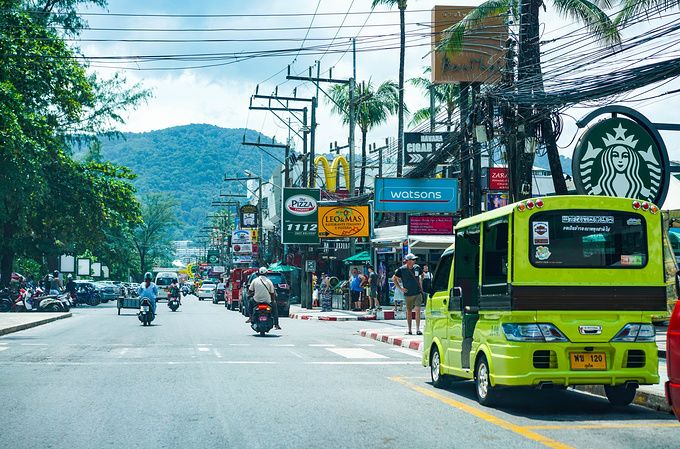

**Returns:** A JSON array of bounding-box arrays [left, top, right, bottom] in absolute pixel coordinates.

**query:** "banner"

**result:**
[[231, 230, 252, 245], [408, 215, 454, 236], [318, 206, 370, 238], [374, 178, 458, 213], [282, 188, 320, 244], [488, 167, 509, 190]]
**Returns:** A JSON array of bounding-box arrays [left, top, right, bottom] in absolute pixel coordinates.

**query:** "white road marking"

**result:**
[[213, 349, 223, 358], [353, 343, 375, 347], [118, 348, 129, 356], [306, 361, 420, 365], [229, 343, 250, 346], [0, 361, 277, 366], [390, 347, 422, 358], [0, 347, 8, 352], [197, 344, 212, 346], [198, 347, 210, 352], [273, 344, 295, 347], [326, 347, 388, 359], [21, 343, 48, 346], [309, 344, 335, 347]]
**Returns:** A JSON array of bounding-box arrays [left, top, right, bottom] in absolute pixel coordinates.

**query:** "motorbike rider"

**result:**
[[137, 272, 158, 315], [49, 270, 62, 295], [65, 275, 76, 301], [245, 267, 281, 330], [169, 279, 181, 304]]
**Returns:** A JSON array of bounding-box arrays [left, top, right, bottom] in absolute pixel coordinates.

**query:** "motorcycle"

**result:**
[[250, 302, 274, 336], [16, 288, 64, 312], [138, 297, 155, 326], [168, 294, 180, 312], [57, 293, 71, 312]]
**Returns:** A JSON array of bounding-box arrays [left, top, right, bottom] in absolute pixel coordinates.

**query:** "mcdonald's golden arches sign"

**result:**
[[318, 206, 370, 238]]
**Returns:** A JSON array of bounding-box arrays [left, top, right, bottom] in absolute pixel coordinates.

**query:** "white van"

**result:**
[[154, 271, 178, 297]]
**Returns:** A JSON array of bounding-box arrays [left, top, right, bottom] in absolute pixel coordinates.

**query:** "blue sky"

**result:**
[[75, 0, 680, 161]]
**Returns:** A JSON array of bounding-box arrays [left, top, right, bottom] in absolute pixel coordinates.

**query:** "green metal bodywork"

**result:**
[[423, 195, 665, 387]]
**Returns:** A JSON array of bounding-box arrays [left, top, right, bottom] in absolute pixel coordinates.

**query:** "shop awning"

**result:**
[[343, 251, 371, 263], [267, 262, 299, 273], [372, 225, 407, 247], [408, 235, 455, 250]]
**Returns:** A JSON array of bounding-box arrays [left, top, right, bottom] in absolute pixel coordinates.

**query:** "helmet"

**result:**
[[144, 272, 153, 281], [258, 267, 268, 275], [67, 274, 73, 280], [53, 270, 59, 277]]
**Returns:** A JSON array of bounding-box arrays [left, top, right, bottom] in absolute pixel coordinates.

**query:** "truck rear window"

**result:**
[[529, 210, 647, 269]]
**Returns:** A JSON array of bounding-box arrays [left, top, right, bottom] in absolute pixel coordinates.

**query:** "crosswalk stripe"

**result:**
[[198, 347, 210, 352], [391, 347, 421, 358], [309, 344, 335, 347], [0, 347, 8, 352], [326, 347, 387, 359]]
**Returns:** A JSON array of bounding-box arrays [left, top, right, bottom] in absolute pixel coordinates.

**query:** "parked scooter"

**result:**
[[57, 293, 71, 312], [250, 302, 274, 336], [168, 294, 180, 312], [16, 288, 63, 312], [138, 297, 155, 326], [0, 288, 13, 312]]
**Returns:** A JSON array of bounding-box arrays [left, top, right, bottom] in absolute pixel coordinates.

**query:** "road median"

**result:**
[[0, 313, 72, 336]]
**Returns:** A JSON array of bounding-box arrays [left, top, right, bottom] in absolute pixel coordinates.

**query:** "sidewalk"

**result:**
[[359, 326, 671, 413], [0, 312, 72, 336], [288, 304, 425, 322]]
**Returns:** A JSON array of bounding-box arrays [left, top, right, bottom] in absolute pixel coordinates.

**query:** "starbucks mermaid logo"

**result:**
[[575, 118, 662, 202]]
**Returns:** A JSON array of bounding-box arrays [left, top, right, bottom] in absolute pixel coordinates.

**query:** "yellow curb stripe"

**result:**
[[523, 423, 680, 430], [390, 376, 574, 449]]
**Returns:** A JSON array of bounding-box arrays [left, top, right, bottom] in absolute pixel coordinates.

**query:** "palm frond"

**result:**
[[552, 0, 621, 45], [614, 0, 680, 26], [437, 0, 510, 54], [408, 107, 438, 127]]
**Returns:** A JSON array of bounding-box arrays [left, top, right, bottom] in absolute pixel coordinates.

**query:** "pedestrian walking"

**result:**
[[421, 264, 433, 306], [348, 268, 363, 311], [391, 254, 423, 335], [367, 266, 381, 312], [320, 274, 333, 312]]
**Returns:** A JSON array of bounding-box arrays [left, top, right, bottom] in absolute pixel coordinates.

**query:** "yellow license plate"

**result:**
[[570, 352, 607, 370]]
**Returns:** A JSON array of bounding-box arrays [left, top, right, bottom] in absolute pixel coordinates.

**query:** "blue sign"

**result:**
[[374, 178, 459, 213]]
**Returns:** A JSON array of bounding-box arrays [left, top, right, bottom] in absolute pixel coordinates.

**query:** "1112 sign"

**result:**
[[286, 223, 318, 232]]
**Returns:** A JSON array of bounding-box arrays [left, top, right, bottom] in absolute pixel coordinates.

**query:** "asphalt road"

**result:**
[[0, 296, 678, 449]]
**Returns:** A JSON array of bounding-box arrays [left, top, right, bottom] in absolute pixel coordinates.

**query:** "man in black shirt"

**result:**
[[391, 253, 423, 335]]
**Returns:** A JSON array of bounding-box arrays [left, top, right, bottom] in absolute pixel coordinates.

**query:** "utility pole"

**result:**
[[369, 138, 390, 180], [471, 83, 482, 215], [459, 82, 471, 218], [429, 84, 437, 132]]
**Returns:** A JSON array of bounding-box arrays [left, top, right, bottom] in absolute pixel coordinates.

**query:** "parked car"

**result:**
[[95, 282, 119, 303], [667, 293, 680, 420], [212, 282, 226, 304], [73, 281, 101, 306], [241, 271, 290, 318], [197, 281, 216, 301]]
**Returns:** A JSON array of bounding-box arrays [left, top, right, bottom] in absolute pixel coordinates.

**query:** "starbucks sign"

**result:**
[[573, 115, 670, 206]]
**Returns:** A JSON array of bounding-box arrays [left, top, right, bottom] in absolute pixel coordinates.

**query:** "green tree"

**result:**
[[438, 0, 620, 198], [327, 80, 400, 192], [408, 67, 460, 131], [0, 1, 148, 285], [132, 194, 178, 279], [371, 0, 408, 177]]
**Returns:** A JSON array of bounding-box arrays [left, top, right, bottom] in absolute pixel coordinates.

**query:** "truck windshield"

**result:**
[[529, 210, 647, 268]]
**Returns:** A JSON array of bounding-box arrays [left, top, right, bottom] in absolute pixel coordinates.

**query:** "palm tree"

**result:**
[[438, 0, 620, 197], [408, 67, 460, 131], [327, 80, 400, 192], [614, 0, 680, 25], [371, 0, 408, 177]]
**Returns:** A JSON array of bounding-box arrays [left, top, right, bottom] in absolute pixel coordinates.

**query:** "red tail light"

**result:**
[[526, 200, 535, 209], [257, 304, 271, 311], [535, 199, 544, 208], [632, 200, 641, 210], [278, 284, 289, 289], [642, 202, 650, 211]]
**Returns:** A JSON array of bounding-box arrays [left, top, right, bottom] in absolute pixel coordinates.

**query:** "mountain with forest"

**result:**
[[84, 124, 283, 239]]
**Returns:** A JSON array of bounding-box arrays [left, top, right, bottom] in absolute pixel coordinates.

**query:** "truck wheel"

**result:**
[[604, 385, 637, 407], [475, 354, 499, 406], [430, 346, 449, 388]]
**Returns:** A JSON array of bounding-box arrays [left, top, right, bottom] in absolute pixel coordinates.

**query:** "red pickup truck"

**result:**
[[667, 292, 680, 420]]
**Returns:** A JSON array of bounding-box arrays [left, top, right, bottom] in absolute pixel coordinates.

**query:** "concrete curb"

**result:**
[[289, 313, 376, 322], [574, 385, 672, 413], [359, 328, 671, 412], [0, 313, 72, 336], [359, 329, 424, 352]]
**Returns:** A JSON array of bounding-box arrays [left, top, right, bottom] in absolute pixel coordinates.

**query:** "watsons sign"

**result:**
[[374, 178, 459, 213], [573, 108, 670, 206]]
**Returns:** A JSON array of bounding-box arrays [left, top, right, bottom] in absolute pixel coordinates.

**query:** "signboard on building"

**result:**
[[232, 255, 253, 265], [573, 115, 670, 205], [404, 132, 455, 165], [207, 249, 220, 265], [249, 229, 258, 244], [282, 188, 320, 244], [486, 193, 509, 211], [232, 243, 252, 255], [211, 266, 226, 274], [77, 258, 90, 277], [59, 255, 75, 273], [374, 178, 459, 213], [431, 5, 507, 84], [488, 167, 509, 191], [91, 262, 102, 278], [240, 204, 258, 229], [231, 230, 252, 245], [408, 215, 454, 236], [305, 260, 317, 273], [318, 206, 370, 238]]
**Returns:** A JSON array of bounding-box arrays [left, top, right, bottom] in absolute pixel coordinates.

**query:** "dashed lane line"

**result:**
[[198, 347, 210, 352], [0, 347, 7, 352]]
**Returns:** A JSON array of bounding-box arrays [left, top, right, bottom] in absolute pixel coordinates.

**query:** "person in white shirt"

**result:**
[[246, 267, 281, 330]]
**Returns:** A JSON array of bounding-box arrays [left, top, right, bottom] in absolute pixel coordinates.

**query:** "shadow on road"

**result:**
[[431, 380, 675, 422]]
